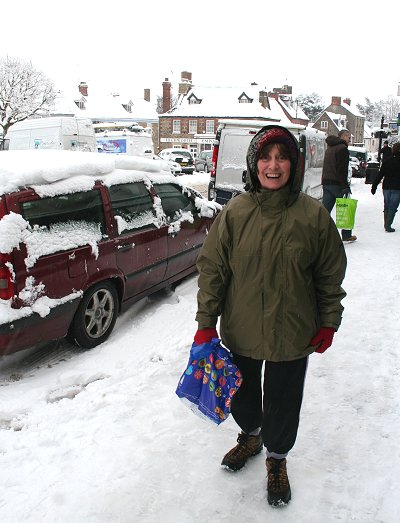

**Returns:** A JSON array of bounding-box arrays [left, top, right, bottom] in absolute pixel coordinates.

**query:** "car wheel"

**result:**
[[68, 281, 119, 348]]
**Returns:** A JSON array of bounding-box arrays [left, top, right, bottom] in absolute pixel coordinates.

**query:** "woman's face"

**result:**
[[257, 144, 291, 190]]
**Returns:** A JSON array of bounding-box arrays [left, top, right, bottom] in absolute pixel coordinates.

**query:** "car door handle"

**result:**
[[117, 243, 135, 251]]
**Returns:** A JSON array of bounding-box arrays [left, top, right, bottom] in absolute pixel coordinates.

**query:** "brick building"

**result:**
[[159, 73, 309, 157], [312, 96, 365, 144]]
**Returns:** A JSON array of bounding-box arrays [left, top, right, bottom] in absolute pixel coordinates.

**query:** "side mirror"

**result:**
[[242, 170, 247, 183]]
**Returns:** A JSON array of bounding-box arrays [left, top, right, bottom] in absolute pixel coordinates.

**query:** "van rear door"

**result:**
[[213, 126, 258, 204]]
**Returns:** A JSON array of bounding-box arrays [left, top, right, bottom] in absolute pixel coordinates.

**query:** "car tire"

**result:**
[[68, 281, 119, 349]]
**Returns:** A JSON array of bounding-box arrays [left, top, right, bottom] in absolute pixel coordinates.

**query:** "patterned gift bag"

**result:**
[[176, 338, 242, 425]]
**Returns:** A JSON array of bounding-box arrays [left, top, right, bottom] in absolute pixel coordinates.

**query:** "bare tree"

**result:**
[[0, 56, 57, 137], [156, 94, 179, 114]]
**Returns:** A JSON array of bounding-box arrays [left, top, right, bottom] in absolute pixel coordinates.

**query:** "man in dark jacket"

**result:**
[[381, 140, 392, 163], [321, 129, 357, 242], [371, 142, 400, 232], [193, 125, 347, 507]]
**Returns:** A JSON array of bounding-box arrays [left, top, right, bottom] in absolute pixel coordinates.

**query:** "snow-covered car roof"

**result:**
[[0, 150, 182, 197]]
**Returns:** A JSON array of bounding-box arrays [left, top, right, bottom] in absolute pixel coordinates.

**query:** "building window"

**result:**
[[206, 120, 214, 134], [321, 121, 328, 129], [189, 144, 197, 158], [189, 120, 197, 134], [239, 98, 250, 103], [173, 120, 181, 134]]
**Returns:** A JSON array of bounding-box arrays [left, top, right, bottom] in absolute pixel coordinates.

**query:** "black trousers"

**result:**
[[231, 353, 308, 457]]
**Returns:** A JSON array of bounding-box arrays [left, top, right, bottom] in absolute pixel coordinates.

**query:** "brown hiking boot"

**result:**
[[221, 433, 263, 471], [266, 457, 291, 506], [342, 235, 357, 243]]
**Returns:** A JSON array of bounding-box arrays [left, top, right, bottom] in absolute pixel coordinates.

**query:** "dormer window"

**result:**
[[122, 103, 133, 113], [238, 92, 253, 104], [187, 93, 202, 105], [74, 100, 85, 110]]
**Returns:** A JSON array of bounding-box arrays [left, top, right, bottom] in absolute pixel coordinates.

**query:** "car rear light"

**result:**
[[209, 186, 216, 200], [210, 143, 219, 180], [0, 254, 14, 300], [362, 161, 366, 168]]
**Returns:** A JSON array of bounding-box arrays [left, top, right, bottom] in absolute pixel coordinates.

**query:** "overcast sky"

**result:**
[[3, 0, 398, 107]]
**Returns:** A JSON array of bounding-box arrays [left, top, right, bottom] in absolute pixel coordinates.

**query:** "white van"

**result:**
[[94, 123, 153, 158], [348, 145, 369, 177], [208, 119, 326, 204], [7, 117, 96, 152]]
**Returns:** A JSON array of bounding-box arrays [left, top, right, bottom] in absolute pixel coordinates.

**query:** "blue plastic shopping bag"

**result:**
[[175, 338, 242, 425]]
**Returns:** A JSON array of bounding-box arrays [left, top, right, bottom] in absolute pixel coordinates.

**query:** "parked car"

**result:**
[[349, 156, 361, 177], [158, 148, 195, 174], [153, 154, 182, 175], [348, 146, 368, 178], [0, 150, 221, 355], [195, 150, 213, 172]]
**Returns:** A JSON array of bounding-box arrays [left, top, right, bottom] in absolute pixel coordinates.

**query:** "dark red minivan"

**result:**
[[0, 151, 220, 355]]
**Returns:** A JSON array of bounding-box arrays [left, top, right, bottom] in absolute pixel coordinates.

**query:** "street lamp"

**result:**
[[377, 115, 385, 163]]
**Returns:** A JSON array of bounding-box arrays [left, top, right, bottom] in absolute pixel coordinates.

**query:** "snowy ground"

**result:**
[[1, 177, 399, 523]]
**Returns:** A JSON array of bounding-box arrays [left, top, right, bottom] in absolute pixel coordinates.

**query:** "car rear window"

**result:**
[[20, 190, 106, 232], [171, 151, 192, 160], [154, 183, 197, 221], [109, 182, 157, 234]]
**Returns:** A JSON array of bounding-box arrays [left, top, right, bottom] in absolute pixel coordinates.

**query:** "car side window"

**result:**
[[109, 182, 157, 234], [154, 183, 197, 222], [20, 190, 106, 233]]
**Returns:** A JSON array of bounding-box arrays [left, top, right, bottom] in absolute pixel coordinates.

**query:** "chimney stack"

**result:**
[[343, 97, 351, 106], [181, 71, 192, 82], [259, 90, 270, 110], [144, 88, 150, 102], [331, 96, 341, 106], [162, 78, 172, 113], [78, 81, 88, 97], [179, 71, 192, 95]]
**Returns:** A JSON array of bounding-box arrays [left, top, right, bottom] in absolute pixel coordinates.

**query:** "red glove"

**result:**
[[310, 327, 335, 354], [194, 328, 218, 345]]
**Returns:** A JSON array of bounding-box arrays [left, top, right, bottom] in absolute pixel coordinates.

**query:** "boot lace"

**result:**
[[227, 433, 258, 459], [267, 459, 289, 493]]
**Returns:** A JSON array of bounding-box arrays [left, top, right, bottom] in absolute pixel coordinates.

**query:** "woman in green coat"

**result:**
[[194, 125, 347, 507]]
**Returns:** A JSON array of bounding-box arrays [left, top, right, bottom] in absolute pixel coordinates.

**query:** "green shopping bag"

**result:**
[[335, 197, 358, 229]]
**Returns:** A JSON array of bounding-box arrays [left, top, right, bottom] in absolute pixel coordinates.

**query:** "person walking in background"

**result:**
[[321, 129, 357, 242], [381, 140, 392, 161], [371, 142, 400, 232], [381, 140, 392, 163], [193, 125, 347, 507]]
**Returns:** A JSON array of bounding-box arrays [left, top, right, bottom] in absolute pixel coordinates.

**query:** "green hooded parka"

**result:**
[[195, 125, 347, 362]]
